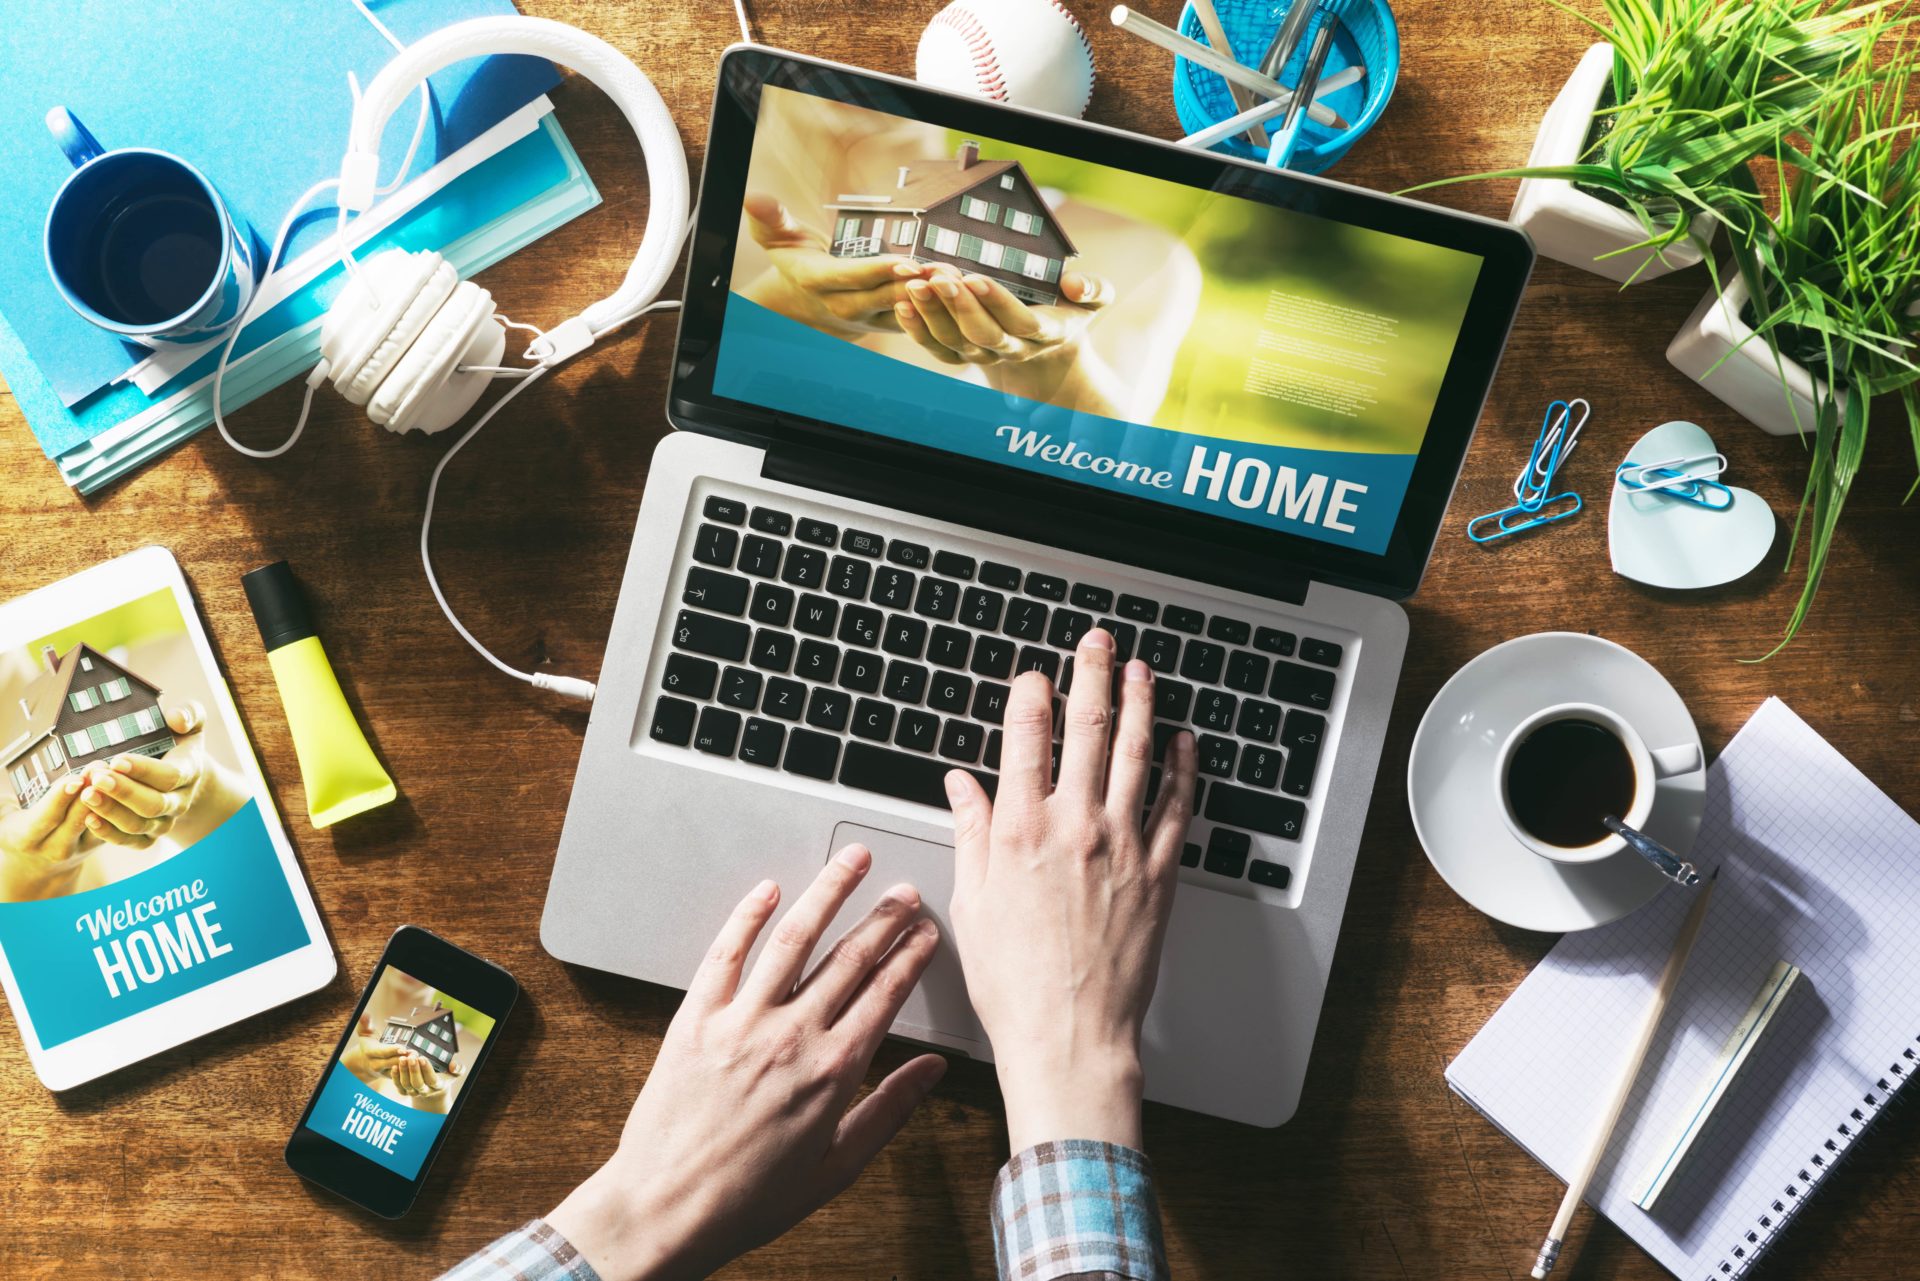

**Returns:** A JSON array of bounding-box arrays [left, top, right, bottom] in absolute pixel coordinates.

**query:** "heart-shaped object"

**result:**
[[1608, 420, 1776, 589]]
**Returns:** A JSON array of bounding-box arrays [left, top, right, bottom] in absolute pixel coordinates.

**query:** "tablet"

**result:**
[[0, 546, 335, 1089]]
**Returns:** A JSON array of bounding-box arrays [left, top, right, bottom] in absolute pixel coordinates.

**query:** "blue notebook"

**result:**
[[0, 0, 557, 407]]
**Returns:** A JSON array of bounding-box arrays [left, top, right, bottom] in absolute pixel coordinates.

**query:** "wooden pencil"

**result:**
[[1189, 0, 1269, 146]]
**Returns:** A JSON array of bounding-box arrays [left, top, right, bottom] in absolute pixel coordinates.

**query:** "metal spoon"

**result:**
[[1604, 815, 1702, 886]]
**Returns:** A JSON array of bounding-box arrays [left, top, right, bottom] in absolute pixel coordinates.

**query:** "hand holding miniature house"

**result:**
[[381, 1003, 462, 1073], [826, 140, 1078, 307], [4, 644, 175, 808]]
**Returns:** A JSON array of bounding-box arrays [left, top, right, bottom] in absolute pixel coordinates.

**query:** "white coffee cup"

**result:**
[[1494, 702, 1702, 865]]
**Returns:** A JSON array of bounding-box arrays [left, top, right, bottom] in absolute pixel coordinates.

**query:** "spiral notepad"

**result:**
[[1447, 698, 1920, 1279]]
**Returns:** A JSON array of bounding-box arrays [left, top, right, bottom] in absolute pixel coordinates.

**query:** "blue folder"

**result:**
[[0, 0, 557, 407]]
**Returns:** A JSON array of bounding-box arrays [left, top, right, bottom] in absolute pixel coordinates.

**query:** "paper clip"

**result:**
[[1468, 399, 1588, 542], [1615, 453, 1733, 510]]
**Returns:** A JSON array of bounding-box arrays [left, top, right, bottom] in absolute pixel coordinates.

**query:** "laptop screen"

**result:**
[[708, 83, 1487, 558]]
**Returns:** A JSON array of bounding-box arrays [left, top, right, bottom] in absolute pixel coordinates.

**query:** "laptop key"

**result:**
[[1016, 647, 1059, 680], [693, 706, 741, 756], [739, 534, 782, 579], [781, 546, 826, 588], [1205, 785, 1306, 840], [750, 507, 792, 536], [1226, 650, 1270, 694], [1047, 608, 1094, 650], [1154, 678, 1193, 722], [838, 650, 883, 694], [805, 687, 851, 732], [1254, 627, 1297, 656], [702, 495, 746, 525], [1237, 745, 1282, 790], [1179, 640, 1225, 685], [662, 653, 719, 700], [888, 541, 931, 569], [782, 728, 840, 780], [1180, 842, 1203, 868], [851, 698, 896, 742], [979, 561, 1023, 590], [763, 678, 806, 721], [933, 551, 976, 580], [929, 625, 971, 669], [750, 630, 795, 673], [692, 524, 737, 568], [1071, 583, 1114, 612], [884, 660, 929, 704], [972, 680, 1011, 724], [1100, 619, 1137, 662], [1235, 698, 1281, 742], [1025, 572, 1067, 601], [1004, 599, 1048, 641], [970, 636, 1015, 678], [739, 717, 784, 767], [1207, 615, 1251, 645], [984, 729, 1003, 769], [1198, 734, 1237, 777], [1116, 593, 1159, 623], [841, 741, 993, 805], [883, 615, 927, 658], [1249, 860, 1292, 890], [795, 594, 838, 637], [1152, 722, 1182, 761], [673, 610, 749, 663], [1301, 638, 1344, 667], [841, 528, 885, 557], [749, 583, 794, 627], [827, 556, 872, 599], [838, 604, 882, 649], [1270, 661, 1335, 710], [1140, 630, 1180, 674], [683, 566, 750, 616], [872, 567, 916, 609], [796, 640, 839, 683], [939, 719, 985, 763], [1204, 828, 1250, 879], [649, 696, 697, 746], [1163, 605, 1204, 634], [929, 670, 973, 713], [1280, 710, 1327, 797], [960, 587, 1005, 631], [1195, 689, 1237, 732], [895, 708, 939, 752], [914, 577, 959, 620], [719, 666, 761, 710], [796, 517, 837, 547]]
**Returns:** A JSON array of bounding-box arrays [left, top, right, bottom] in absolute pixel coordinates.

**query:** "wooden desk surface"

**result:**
[[3, 3, 1916, 1277]]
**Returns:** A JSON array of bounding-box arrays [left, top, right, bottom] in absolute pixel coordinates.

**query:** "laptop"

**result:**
[[542, 47, 1533, 1126]]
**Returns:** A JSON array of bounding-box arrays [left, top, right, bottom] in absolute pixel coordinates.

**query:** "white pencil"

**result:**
[[1532, 869, 1721, 1279], [1109, 6, 1349, 130], [1189, 0, 1269, 147], [1177, 66, 1363, 151]]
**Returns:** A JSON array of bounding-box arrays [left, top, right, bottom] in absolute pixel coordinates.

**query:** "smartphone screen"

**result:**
[[287, 927, 515, 1216]]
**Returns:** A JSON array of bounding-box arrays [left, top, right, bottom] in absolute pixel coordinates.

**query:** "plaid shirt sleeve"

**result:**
[[992, 1140, 1169, 1281], [436, 1219, 602, 1281]]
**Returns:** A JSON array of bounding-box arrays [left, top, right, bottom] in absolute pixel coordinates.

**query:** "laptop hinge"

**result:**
[[760, 439, 1313, 606]]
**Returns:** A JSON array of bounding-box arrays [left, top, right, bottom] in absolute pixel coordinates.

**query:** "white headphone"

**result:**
[[213, 15, 692, 701]]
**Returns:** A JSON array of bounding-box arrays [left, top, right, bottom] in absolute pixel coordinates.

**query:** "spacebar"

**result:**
[[839, 743, 997, 809]]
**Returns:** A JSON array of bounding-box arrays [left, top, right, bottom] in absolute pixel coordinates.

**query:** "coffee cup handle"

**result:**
[[1651, 743, 1703, 779], [45, 107, 104, 169]]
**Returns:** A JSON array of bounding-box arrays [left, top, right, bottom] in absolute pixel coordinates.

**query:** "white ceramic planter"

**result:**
[[1510, 43, 1715, 283], [1666, 273, 1832, 436]]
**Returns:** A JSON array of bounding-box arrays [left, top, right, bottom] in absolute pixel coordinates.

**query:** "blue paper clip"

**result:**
[[1615, 453, 1734, 510], [1468, 399, 1589, 542]]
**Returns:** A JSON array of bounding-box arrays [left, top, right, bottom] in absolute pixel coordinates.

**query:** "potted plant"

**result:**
[[1408, 0, 1884, 284], [1672, 30, 1920, 650]]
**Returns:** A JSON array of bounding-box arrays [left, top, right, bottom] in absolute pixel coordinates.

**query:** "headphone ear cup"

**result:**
[[322, 251, 459, 407], [369, 281, 501, 435]]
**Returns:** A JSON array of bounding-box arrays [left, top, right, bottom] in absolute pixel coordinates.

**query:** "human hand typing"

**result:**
[[546, 851, 947, 1281], [944, 629, 1198, 1151]]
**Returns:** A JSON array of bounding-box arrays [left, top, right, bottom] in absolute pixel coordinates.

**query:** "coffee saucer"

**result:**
[[1408, 632, 1706, 932]]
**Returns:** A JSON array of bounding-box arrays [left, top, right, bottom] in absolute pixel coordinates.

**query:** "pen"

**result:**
[[1190, 0, 1269, 146], [1258, 0, 1319, 80], [1176, 65, 1363, 150], [1109, 6, 1350, 130], [1266, 21, 1337, 169]]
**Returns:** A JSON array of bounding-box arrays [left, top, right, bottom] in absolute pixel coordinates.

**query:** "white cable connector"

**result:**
[[532, 673, 598, 702]]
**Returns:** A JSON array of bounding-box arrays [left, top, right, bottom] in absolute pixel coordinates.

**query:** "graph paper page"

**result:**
[[1447, 698, 1920, 1278]]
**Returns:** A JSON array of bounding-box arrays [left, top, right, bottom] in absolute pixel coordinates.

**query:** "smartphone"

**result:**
[[285, 926, 517, 1217]]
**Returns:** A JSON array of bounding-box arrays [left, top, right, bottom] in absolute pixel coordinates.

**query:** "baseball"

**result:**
[[916, 0, 1097, 119]]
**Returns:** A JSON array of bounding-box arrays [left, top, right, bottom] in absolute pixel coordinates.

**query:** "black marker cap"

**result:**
[[242, 560, 317, 652]]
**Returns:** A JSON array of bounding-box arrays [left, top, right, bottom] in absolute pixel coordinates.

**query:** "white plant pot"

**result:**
[[1666, 273, 1832, 436], [1510, 43, 1716, 283]]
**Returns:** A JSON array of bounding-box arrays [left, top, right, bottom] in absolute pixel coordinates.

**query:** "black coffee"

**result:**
[[1506, 717, 1637, 848]]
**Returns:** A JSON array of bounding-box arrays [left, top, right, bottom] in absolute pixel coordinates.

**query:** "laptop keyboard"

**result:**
[[646, 492, 1348, 896]]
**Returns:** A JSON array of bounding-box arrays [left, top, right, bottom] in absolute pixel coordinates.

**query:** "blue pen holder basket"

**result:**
[[1173, 0, 1400, 173]]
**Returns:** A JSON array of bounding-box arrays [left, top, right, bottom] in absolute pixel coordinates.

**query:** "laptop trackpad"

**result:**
[[826, 823, 988, 1054]]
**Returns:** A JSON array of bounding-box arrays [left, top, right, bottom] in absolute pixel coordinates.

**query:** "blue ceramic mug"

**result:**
[[42, 107, 257, 346]]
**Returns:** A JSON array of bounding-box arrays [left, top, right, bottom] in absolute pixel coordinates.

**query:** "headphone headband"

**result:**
[[340, 15, 688, 354]]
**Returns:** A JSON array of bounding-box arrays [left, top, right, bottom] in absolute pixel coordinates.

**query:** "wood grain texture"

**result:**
[[2, 2, 1917, 1277]]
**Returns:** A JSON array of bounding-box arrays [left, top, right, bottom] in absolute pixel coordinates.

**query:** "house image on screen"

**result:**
[[824, 140, 1079, 306], [2, 643, 174, 809], [381, 1003, 461, 1071]]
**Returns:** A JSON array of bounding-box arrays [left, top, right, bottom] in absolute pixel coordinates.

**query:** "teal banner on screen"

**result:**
[[309, 1060, 447, 1178], [0, 801, 308, 1047]]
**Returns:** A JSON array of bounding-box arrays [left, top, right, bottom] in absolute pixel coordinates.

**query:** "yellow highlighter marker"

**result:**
[[242, 561, 396, 827]]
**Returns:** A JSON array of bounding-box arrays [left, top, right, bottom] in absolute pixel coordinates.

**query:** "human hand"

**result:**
[[339, 1013, 411, 1087], [389, 1047, 460, 1113], [944, 630, 1197, 1153], [740, 194, 915, 334], [76, 701, 207, 850], [546, 850, 947, 1281], [893, 265, 1112, 368], [0, 777, 96, 902]]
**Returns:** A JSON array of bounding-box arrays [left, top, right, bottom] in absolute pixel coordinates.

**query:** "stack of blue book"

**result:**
[[0, 0, 603, 493]]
